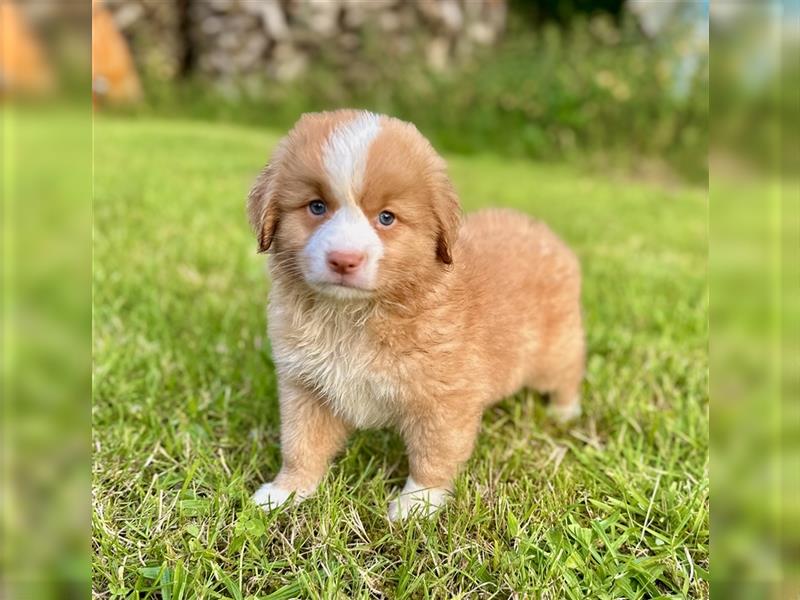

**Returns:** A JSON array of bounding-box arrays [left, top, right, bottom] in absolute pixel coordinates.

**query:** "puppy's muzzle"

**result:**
[[327, 250, 366, 275]]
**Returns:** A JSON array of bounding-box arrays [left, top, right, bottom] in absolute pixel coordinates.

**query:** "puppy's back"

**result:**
[[457, 208, 580, 298], [453, 209, 583, 401]]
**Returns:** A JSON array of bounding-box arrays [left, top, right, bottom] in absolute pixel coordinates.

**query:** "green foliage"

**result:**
[[128, 13, 707, 183], [93, 117, 708, 598]]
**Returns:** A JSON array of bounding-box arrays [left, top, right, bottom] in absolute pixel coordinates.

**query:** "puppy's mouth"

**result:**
[[308, 278, 376, 300]]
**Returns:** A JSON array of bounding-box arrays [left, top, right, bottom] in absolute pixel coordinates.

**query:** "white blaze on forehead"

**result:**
[[322, 112, 382, 206]]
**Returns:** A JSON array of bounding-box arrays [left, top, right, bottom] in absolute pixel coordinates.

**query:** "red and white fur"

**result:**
[[247, 110, 585, 520]]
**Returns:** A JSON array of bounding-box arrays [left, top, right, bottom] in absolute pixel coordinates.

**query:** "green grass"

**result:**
[[92, 117, 709, 598]]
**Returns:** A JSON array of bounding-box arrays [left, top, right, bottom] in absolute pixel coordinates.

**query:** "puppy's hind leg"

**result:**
[[547, 380, 583, 424], [543, 319, 586, 424], [525, 360, 583, 423]]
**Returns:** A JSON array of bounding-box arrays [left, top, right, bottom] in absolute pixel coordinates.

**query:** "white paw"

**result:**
[[387, 477, 450, 521], [251, 482, 294, 511], [548, 401, 582, 423]]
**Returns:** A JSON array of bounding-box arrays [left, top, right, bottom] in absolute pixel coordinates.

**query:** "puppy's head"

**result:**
[[248, 110, 461, 301]]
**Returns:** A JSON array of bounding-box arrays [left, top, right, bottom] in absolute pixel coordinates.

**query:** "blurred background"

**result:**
[[2, 0, 798, 598], [86, 0, 708, 182]]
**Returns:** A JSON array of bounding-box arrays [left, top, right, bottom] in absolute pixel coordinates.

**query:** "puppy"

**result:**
[[248, 110, 585, 520]]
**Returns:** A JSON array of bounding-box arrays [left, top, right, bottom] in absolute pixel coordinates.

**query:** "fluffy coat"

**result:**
[[248, 110, 585, 519]]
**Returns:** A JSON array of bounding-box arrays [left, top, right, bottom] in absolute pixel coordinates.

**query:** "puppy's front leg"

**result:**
[[388, 413, 481, 521], [253, 380, 350, 511]]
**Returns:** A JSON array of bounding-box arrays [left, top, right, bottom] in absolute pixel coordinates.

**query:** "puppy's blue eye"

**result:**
[[378, 211, 395, 226], [308, 200, 327, 216]]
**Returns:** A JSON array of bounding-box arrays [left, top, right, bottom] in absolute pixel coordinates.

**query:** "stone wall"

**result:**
[[103, 0, 184, 80], [102, 0, 507, 84]]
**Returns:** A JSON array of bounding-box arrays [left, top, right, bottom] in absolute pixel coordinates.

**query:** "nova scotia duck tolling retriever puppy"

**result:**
[[247, 110, 585, 520]]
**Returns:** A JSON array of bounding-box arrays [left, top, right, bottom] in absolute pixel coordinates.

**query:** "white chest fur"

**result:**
[[269, 298, 401, 429]]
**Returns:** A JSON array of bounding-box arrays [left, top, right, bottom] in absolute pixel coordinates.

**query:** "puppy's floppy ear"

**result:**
[[247, 162, 280, 253], [432, 176, 462, 265]]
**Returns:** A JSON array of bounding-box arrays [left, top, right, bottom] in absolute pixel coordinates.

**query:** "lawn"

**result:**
[[92, 117, 709, 599]]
